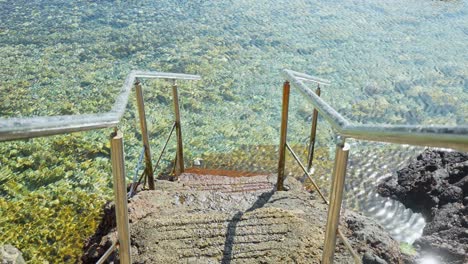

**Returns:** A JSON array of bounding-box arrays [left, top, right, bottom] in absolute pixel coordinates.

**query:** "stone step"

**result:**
[[130, 207, 321, 263], [178, 169, 276, 193], [83, 172, 405, 264]]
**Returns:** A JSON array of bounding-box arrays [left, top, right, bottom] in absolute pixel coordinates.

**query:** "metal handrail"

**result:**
[[0, 71, 200, 142], [279, 70, 468, 263], [96, 240, 117, 264], [285, 143, 327, 202], [283, 69, 468, 151], [0, 70, 200, 264], [285, 142, 360, 262]]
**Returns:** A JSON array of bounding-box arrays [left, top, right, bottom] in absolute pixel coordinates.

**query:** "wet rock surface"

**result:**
[[81, 203, 118, 263], [83, 172, 404, 263], [378, 149, 468, 264]]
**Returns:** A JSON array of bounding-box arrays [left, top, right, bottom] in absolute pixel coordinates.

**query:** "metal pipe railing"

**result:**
[[172, 80, 185, 177], [285, 143, 327, 203], [110, 129, 132, 264], [286, 69, 332, 86], [0, 71, 201, 142], [322, 142, 350, 264], [135, 79, 155, 190], [280, 69, 468, 263], [306, 85, 321, 172], [3, 67, 466, 263], [0, 70, 200, 263], [285, 142, 360, 263], [96, 241, 117, 264], [282, 69, 468, 152], [277, 81, 290, 191]]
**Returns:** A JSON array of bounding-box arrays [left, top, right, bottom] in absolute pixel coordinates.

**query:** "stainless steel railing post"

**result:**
[[110, 129, 132, 264], [135, 79, 155, 190], [306, 84, 321, 172], [277, 80, 290, 191], [322, 141, 350, 264], [172, 80, 184, 177]]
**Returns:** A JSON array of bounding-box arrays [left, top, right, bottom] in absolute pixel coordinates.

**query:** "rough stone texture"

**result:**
[[362, 252, 387, 264], [378, 149, 468, 264], [0, 244, 26, 264], [81, 202, 118, 263], [83, 171, 404, 263]]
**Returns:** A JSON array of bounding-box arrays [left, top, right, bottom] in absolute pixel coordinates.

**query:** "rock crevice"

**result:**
[[378, 149, 468, 264]]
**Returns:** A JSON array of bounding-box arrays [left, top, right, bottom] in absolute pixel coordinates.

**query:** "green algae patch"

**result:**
[[0, 188, 106, 263], [399, 242, 417, 256], [0, 133, 113, 262]]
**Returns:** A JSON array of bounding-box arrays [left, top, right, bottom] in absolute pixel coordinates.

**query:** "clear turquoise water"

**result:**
[[1, 0, 466, 124], [0, 0, 467, 261]]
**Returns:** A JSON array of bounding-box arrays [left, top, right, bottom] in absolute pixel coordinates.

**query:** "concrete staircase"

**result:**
[[128, 170, 326, 263], [83, 169, 404, 264]]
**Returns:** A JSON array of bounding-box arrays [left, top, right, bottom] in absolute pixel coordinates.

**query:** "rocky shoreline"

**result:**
[[378, 149, 468, 264]]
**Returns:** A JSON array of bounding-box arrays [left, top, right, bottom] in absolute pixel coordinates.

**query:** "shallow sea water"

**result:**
[[0, 0, 467, 262]]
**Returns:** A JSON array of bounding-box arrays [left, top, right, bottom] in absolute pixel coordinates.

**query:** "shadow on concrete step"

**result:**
[[221, 190, 275, 264]]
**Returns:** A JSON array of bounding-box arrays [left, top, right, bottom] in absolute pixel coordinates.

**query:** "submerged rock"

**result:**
[[0, 244, 26, 264], [83, 172, 405, 263], [378, 149, 468, 263]]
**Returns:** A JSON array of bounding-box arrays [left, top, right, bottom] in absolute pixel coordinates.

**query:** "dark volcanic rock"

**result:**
[[417, 203, 468, 263], [81, 202, 117, 263], [346, 214, 397, 264], [362, 252, 387, 264], [378, 149, 468, 263]]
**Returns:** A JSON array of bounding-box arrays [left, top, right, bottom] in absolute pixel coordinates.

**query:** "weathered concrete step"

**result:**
[[83, 174, 406, 264], [178, 169, 275, 193], [131, 207, 320, 263]]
